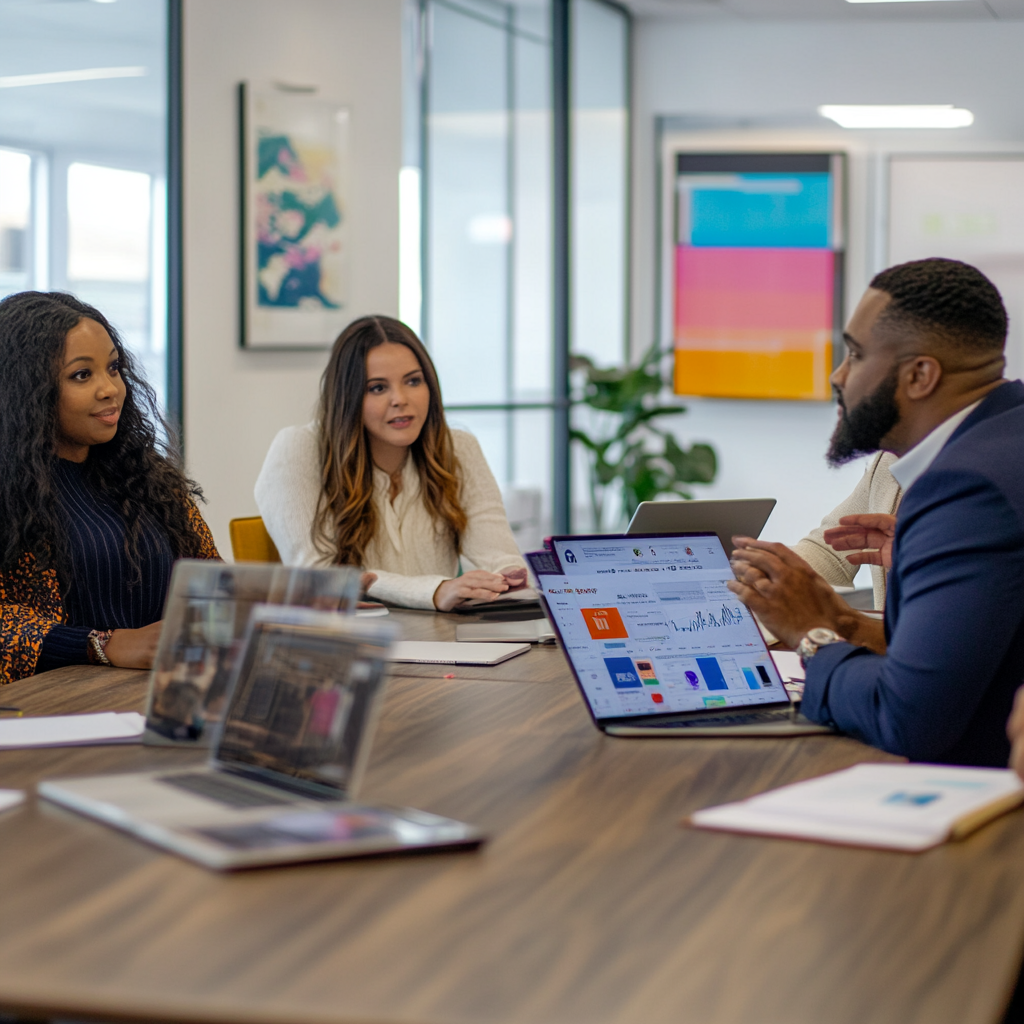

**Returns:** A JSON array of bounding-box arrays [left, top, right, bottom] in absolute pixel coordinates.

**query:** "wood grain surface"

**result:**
[[0, 655, 1020, 1024]]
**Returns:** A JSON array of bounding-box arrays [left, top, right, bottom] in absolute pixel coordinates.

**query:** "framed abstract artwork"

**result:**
[[239, 82, 351, 348], [670, 152, 845, 400]]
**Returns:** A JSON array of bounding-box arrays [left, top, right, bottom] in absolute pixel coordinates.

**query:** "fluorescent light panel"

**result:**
[[0, 66, 146, 89], [818, 104, 974, 128]]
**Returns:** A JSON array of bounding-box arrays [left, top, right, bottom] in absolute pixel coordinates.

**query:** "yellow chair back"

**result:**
[[228, 516, 282, 563]]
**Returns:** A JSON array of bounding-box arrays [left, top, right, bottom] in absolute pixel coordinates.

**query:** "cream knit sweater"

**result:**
[[254, 425, 526, 610], [791, 452, 902, 610]]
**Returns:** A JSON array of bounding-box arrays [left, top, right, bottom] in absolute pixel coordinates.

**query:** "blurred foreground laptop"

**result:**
[[627, 498, 776, 556], [525, 532, 832, 737], [41, 607, 483, 870], [143, 560, 361, 748]]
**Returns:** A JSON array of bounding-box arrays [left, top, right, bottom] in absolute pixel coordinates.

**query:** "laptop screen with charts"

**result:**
[[526, 534, 832, 737]]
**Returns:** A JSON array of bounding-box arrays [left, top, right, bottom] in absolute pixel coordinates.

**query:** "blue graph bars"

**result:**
[[696, 657, 729, 691]]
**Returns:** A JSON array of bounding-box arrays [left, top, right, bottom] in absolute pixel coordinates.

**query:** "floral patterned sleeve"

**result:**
[[0, 556, 64, 684], [186, 500, 221, 560], [0, 502, 219, 685]]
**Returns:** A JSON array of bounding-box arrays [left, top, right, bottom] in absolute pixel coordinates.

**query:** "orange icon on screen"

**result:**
[[581, 607, 628, 640]]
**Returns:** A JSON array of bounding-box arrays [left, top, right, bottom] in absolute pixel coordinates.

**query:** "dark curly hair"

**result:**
[[870, 258, 1007, 352], [0, 290, 206, 585]]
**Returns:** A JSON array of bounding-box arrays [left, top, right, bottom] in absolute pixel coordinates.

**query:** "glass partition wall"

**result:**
[[407, 0, 629, 541], [0, 0, 170, 410]]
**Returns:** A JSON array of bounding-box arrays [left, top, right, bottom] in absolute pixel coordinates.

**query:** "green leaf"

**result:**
[[663, 436, 717, 484], [568, 428, 598, 451], [569, 342, 717, 526]]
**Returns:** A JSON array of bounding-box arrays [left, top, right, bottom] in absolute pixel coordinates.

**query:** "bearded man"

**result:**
[[729, 258, 1023, 767]]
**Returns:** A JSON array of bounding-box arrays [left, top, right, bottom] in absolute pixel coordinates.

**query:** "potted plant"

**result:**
[[570, 344, 717, 530]]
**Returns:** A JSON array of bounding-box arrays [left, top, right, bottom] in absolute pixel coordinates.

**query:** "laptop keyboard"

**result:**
[[158, 771, 295, 808], [645, 709, 796, 729]]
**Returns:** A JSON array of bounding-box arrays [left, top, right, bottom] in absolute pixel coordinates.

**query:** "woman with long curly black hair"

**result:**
[[0, 291, 219, 682]]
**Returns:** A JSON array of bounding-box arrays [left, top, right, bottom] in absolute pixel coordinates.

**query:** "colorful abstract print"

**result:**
[[674, 157, 839, 401], [255, 134, 343, 310]]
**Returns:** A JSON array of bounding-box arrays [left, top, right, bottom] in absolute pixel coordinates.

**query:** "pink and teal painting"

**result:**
[[255, 132, 342, 309], [243, 85, 350, 347]]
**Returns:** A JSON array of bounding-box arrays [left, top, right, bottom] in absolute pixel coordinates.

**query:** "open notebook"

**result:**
[[689, 763, 1024, 851]]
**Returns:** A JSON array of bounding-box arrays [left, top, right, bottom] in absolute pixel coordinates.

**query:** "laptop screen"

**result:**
[[214, 610, 393, 797], [528, 533, 786, 722]]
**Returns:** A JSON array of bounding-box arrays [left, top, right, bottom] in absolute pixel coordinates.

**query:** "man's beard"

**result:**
[[826, 368, 901, 467]]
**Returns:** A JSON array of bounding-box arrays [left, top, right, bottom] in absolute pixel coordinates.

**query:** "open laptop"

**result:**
[[525, 533, 833, 737], [40, 607, 483, 870], [627, 498, 776, 556], [144, 560, 362, 748]]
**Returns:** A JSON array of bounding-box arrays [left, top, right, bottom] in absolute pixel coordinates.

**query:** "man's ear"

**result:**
[[901, 355, 943, 400]]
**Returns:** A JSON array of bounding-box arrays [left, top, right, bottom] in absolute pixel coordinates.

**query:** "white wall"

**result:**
[[182, 0, 402, 554], [633, 18, 1024, 550]]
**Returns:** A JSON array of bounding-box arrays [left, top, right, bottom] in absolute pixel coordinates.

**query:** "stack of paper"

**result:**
[[689, 763, 1024, 851], [0, 712, 145, 750]]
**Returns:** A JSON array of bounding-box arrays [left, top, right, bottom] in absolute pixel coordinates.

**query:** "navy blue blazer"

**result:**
[[802, 380, 1024, 766]]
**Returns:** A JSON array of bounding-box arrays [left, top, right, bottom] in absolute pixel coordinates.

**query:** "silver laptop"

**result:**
[[627, 498, 776, 556], [525, 533, 832, 737], [41, 607, 483, 870], [455, 619, 556, 643], [144, 560, 362, 748]]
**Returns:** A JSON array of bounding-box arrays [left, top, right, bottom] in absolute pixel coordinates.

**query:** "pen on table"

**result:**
[[0, 707, 22, 716]]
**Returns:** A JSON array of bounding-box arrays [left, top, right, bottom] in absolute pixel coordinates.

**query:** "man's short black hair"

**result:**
[[870, 258, 1007, 353]]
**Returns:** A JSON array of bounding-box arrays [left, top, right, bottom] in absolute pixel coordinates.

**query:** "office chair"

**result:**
[[228, 516, 282, 563]]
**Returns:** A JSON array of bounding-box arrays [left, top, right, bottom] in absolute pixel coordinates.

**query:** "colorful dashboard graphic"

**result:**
[[530, 536, 786, 721], [673, 153, 844, 401]]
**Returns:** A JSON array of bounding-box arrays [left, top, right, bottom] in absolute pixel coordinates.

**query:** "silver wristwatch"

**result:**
[[796, 627, 843, 664]]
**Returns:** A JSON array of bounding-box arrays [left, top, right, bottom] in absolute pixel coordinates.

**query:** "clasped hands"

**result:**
[[727, 513, 895, 654]]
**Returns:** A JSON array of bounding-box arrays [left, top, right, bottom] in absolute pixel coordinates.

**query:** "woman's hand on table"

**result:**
[[105, 621, 163, 669], [498, 566, 528, 590], [433, 571, 511, 611]]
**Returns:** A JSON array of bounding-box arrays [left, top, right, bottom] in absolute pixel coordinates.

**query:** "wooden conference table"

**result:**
[[0, 608, 1020, 1024]]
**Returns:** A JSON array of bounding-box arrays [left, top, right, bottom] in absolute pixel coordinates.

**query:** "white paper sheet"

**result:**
[[0, 790, 24, 814], [0, 712, 145, 749], [770, 650, 805, 682]]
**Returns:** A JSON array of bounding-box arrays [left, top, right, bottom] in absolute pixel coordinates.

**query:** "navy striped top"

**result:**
[[37, 458, 174, 671]]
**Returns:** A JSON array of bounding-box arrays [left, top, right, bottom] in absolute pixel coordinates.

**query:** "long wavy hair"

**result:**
[[313, 316, 466, 566], [0, 291, 206, 586]]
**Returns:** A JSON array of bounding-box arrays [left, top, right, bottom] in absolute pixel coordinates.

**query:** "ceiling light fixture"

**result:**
[[818, 104, 974, 128], [0, 66, 145, 89]]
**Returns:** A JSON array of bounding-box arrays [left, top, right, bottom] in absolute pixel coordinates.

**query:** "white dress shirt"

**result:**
[[254, 424, 525, 609], [889, 400, 982, 493]]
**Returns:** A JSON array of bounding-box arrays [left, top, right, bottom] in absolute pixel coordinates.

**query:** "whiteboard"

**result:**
[[889, 156, 1024, 381]]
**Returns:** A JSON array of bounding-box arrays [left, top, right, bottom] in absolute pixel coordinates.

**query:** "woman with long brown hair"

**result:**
[[255, 316, 525, 610]]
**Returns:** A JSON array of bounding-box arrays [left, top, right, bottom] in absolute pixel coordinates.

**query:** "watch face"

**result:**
[[807, 627, 838, 645]]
